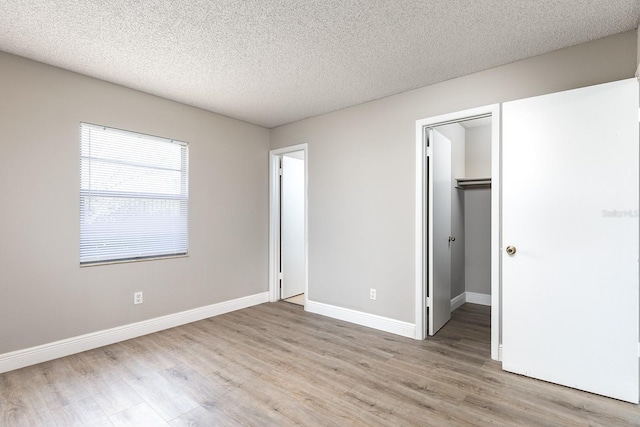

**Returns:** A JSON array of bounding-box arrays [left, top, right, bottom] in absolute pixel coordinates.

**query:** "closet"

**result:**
[[432, 117, 492, 318]]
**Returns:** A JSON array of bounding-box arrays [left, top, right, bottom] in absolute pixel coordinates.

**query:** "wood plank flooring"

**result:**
[[1, 302, 639, 426], [282, 293, 305, 306]]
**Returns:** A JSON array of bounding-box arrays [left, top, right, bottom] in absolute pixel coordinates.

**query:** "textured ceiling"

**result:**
[[0, 1, 638, 128]]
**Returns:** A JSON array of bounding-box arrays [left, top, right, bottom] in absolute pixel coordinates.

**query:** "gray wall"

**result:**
[[0, 52, 270, 354], [465, 125, 492, 178], [464, 189, 492, 295], [269, 30, 637, 323], [464, 124, 492, 296], [637, 25, 640, 68]]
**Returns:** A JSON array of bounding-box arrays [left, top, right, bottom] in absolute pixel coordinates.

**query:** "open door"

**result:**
[[281, 154, 305, 300], [428, 129, 452, 335], [502, 79, 639, 403]]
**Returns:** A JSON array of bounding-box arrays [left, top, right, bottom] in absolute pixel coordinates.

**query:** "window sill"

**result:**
[[80, 253, 189, 267]]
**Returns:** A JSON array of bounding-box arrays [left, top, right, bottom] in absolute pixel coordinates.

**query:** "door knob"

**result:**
[[506, 245, 517, 255]]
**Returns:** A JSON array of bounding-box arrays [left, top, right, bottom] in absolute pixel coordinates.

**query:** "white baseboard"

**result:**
[[305, 300, 415, 339], [450, 293, 466, 311], [0, 292, 269, 374], [450, 291, 491, 310], [466, 292, 491, 306]]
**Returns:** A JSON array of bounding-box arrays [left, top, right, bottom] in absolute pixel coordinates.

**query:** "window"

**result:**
[[80, 123, 188, 265]]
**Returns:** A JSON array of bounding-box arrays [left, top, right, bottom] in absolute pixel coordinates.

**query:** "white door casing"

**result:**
[[415, 105, 500, 357], [268, 144, 308, 304], [428, 129, 452, 335], [501, 78, 639, 403]]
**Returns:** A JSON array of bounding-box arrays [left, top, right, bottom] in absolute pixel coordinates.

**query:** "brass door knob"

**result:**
[[506, 245, 517, 255]]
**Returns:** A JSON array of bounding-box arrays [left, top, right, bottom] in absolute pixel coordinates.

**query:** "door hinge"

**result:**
[[426, 147, 432, 157], [278, 167, 283, 176], [278, 272, 283, 280], [426, 296, 432, 307]]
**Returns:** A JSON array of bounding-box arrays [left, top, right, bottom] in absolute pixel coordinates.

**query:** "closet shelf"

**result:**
[[456, 177, 491, 190]]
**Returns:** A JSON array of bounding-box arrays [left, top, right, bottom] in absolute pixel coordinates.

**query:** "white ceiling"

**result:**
[[0, 1, 638, 128]]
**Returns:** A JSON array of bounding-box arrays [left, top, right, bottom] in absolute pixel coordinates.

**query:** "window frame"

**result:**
[[79, 122, 189, 266]]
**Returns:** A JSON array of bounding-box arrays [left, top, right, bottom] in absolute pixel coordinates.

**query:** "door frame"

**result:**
[[414, 104, 501, 360], [269, 144, 308, 303]]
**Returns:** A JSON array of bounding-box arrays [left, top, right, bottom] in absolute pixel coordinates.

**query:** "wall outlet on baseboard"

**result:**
[[369, 288, 376, 300], [134, 291, 143, 305]]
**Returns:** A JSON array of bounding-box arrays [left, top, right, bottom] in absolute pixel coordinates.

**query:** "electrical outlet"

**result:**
[[134, 291, 143, 305], [370, 288, 376, 300]]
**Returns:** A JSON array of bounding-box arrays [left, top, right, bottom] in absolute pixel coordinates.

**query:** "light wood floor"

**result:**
[[282, 293, 305, 306], [1, 303, 639, 426]]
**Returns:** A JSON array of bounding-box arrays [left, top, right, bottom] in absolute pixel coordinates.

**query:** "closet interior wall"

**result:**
[[464, 124, 492, 299]]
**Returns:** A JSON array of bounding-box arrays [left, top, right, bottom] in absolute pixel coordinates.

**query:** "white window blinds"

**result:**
[[80, 123, 188, 264]]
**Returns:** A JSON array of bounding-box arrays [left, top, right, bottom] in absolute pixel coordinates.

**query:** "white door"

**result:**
[[428, 129, 452, 335], [281, 154, 305, 299], [502, 79, 639, 403]]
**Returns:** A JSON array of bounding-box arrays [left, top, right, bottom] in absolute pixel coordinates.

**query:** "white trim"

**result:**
[[306, 300, 415, 339], [490, 105, 502, 361], [269, 144, 308, 304], [450, 293, 466, 311], [451, 292, 491, 310], [414, 121, 426, 339], [415, 104, 502, 362], [466, 292, 491, 306], [0, 292, 268, 374]]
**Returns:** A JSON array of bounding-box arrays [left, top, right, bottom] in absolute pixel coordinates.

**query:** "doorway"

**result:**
[[269, 144, 308, 306], [428, 118, 493, 338], [415, 104, 501, 360]]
